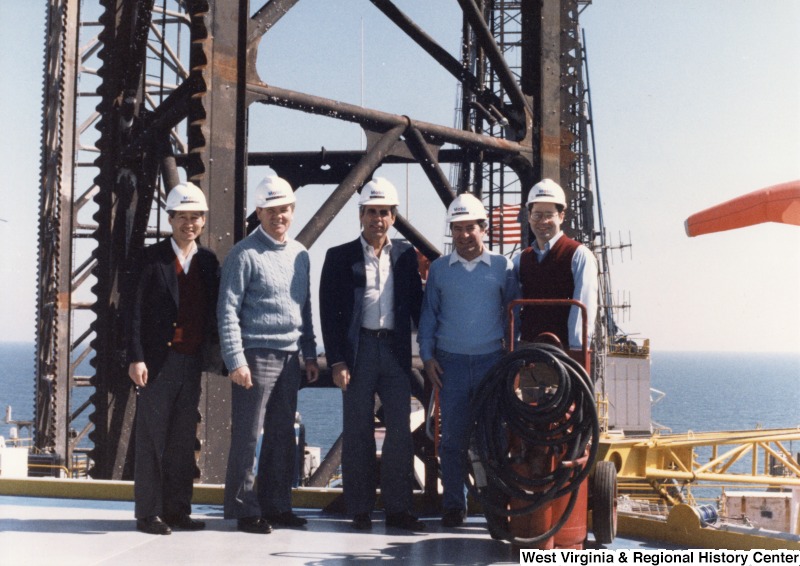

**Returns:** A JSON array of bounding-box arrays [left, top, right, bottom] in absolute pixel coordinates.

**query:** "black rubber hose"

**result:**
[[468, 343, 599, 545]]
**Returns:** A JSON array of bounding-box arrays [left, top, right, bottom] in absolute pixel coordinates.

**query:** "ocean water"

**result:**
[[0, 342, 342, 455], [0, 343, 797, 460], [649, 351, 799, 434]]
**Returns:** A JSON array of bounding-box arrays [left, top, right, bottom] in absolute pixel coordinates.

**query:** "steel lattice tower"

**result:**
[[35, 0, 599, 485]]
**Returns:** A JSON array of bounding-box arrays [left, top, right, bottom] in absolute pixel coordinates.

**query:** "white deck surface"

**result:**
[[0, 494, 675, 564], [0, 495, 525, 565]]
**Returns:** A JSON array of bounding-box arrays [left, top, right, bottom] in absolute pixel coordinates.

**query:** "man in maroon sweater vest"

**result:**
[[514, 179, 598, 356], [126, 183, 219, 535]]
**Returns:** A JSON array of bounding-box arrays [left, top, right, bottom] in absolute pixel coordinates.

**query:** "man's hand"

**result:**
[[305, 358, 320, 384], [230, 365, 253, 389], [129, 362, 148, 387], [423, 358, 443, 390], [331, 362, 350, 391]]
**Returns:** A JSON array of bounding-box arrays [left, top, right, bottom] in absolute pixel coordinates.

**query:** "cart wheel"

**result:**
[[592, 461, 617, 544]]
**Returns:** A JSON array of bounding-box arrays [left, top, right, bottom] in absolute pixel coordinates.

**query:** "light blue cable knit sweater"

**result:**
[[417, 250, 519, 361], [217, 229, 317, 372]]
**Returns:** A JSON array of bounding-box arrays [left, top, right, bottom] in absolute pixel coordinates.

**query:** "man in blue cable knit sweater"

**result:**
[[217, 175, 319, 534], [417, 192, 519, 528]]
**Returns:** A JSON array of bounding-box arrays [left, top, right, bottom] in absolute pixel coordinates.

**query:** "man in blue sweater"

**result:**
[[418, 192, 519, 527], [217, 175, 319, 534]]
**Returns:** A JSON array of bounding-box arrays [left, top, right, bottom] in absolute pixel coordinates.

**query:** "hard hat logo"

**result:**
[[527, 178, 566, 207], [166, 182, 208, 212], [359, 177, 399, 206], [446, 193, 487, 223], [254, 175, 296, 208]]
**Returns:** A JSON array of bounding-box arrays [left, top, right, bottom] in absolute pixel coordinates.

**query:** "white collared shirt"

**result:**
[[258, 224, 286, 246], [532, 231, 564, 260], [171, 237, 198, 274], [449, 248, 492, 272], [361, 235, 395, 330]]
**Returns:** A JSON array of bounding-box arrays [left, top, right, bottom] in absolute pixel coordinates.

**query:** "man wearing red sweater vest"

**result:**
[[514, 179, 598, 354], [126, 183, 219, 535]]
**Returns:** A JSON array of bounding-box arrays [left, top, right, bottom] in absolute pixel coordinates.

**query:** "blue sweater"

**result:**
[[217, 229, 316, 372], [417, 250, 519, 360]]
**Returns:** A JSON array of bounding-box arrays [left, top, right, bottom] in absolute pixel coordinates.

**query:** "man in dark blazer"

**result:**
[[320, 177, 425, 532], [126, 182, 219, 535]]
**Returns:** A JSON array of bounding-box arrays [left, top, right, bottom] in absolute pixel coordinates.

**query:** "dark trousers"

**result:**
[[134, 351, 202, 519], [342, 332, 413, 516], [224, 348, 301, 519]]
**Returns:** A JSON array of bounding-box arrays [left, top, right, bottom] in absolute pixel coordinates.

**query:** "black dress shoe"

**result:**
[[136, 516, 172, 535], [263, 511, 307, 527], [237, 516, 272, 534], [351, 513, 372, 530], [164, 514, 206, 531], [441, 508, 466, 527], [385, 511, 426, 531]]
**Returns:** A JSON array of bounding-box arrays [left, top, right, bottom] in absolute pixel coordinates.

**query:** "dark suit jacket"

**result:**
[[125, 238, 220, 379], [320, 237, 422, 373]]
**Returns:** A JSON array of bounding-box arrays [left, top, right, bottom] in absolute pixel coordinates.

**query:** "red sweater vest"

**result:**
[[518, 235, 580, 347], [172, 258, 207, 355]]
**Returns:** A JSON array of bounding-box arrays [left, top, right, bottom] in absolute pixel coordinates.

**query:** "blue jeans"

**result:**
[[437, 348, 504, 512], [224, 348, 301, 519], [342, 332, 413, 515]]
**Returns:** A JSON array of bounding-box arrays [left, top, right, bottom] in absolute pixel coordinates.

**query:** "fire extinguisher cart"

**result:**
[[468, 299, 617, 548]]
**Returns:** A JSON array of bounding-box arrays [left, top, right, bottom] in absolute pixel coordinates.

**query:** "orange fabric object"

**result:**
[[684, 180, 800, 237]]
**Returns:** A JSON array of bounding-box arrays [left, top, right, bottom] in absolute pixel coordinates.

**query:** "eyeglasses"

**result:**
[[530, 212, 559, 221]]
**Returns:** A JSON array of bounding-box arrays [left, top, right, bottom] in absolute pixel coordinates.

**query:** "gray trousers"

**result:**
[[134, 350, 202, 519], [224, 348, 301, 519], [342, 332, 413, 516]]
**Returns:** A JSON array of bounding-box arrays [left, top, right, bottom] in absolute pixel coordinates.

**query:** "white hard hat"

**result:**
[[446, 192, 487, 223], [254, 175, 296, 208], [166, 182, 208, 212], [359, 177, 399, 206], [526, 178, 566, 207]]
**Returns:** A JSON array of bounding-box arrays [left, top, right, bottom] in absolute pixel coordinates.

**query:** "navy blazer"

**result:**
[[125, 238, 220, 379], [320, 237, 422, 373]]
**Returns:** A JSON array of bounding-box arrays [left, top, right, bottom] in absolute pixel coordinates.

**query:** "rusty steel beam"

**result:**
[[248, 82, 530, 160], [368, 0, 513, 130], [184, 0, 252, 483], [295, 122, 408, 250], [457, 0, 531, 132], [35, 0, 82, 469], [404, 126, 457, 207], [119, 74, 203, 162], [393, 214, 441, 262], [247, 0, 300, 47]]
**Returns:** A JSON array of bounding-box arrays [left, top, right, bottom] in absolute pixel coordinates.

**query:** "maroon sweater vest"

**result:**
[[518, 235, 580, 347], [172, 258, 207, 355]]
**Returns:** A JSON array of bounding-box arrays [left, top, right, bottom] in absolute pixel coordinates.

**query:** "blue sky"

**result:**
[[1, 1, 798, 353]]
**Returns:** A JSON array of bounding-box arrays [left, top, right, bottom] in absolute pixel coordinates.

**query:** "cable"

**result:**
[[468, 343, 599, 545]]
